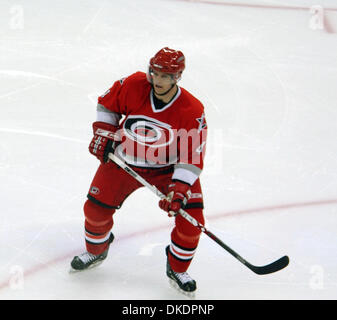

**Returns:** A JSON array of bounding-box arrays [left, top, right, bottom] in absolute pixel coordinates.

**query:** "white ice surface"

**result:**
[[0, 0, 337, 300]]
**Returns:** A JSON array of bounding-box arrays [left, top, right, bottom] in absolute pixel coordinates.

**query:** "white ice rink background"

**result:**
[[0, 0, 337, 300]]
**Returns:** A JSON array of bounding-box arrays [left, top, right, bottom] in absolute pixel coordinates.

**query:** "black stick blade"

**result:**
[[249, 255, 290, 275]]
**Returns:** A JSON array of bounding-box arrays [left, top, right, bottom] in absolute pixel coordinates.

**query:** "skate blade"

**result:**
[[69, 260, 104, 274], [168, 279, 196, 299]]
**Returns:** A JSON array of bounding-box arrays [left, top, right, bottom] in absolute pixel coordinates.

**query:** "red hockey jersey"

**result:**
[[96, 72, 207, 186]]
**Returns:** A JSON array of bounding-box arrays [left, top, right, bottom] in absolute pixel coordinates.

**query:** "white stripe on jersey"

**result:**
[[172, 167, 199, 186], [96, 107, 121, 126]]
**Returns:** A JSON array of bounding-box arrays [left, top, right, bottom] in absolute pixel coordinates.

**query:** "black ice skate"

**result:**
[[70, 233, 114, 272], [165, 246, 197, 294]]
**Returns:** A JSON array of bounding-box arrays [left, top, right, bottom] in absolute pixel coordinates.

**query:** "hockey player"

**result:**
[[71, 47, 207, 293]]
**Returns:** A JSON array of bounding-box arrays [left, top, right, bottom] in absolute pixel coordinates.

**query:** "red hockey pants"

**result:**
[[83, 161, 204, 273]]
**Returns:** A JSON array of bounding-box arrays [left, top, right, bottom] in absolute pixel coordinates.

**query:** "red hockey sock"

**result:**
[[83, 199, 115, 255], [167, 208, 204, 272]]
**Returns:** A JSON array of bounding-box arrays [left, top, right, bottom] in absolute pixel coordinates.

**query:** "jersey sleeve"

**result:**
[[172, 108, 207, 186], [96, 77, 129, 126]]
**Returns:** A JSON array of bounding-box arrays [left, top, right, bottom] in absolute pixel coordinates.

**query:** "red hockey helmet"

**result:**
[[148, 47, 185, 82]]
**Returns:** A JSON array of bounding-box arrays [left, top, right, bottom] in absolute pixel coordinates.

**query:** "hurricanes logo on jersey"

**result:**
[[123, 115, 174, 147]]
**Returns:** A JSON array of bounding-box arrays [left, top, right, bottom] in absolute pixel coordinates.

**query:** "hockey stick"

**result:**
[[108, 152, 289, 275]]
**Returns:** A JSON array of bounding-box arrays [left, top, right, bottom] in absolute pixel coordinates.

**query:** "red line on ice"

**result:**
[[0, 198, 336, 292], [172, 0, 337, 11]]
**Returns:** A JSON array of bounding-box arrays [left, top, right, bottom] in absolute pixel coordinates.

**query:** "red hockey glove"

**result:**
[[159, 180, 192, 217], [89, 121, 120, 163]]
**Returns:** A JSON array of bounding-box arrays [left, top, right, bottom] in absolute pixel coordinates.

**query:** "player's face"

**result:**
[[151, 70, 175, 95]]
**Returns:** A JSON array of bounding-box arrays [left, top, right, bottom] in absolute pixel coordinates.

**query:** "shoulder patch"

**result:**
[[196, 113, 207, 132]]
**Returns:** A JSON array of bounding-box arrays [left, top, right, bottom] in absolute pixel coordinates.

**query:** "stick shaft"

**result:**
[[108, 153, 289, 275]]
